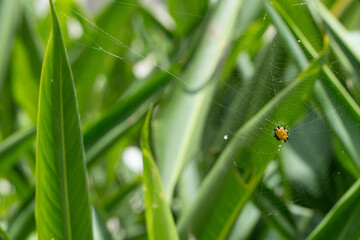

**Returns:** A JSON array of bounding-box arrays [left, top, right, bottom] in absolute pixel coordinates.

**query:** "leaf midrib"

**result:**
[[58, 49, 72, 240]]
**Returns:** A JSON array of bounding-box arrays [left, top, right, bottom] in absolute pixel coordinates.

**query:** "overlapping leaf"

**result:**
[[307, 179, 360, 240], [265, 0, 360, 176], [152, 0, 245, 202], [178, 53, 326, 239]]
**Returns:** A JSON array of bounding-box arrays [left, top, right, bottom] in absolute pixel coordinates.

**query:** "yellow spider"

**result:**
[[273, 126, 289, 142]]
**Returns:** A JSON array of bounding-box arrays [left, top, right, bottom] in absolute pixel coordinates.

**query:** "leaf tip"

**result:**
[[49, 0, 55, 13]]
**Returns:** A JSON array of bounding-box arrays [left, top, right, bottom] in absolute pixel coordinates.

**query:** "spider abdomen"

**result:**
[[273, 126, 289, 142]]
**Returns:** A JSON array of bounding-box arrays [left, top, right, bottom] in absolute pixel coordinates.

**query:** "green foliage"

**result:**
[[0, 0, 21, 97], [1, 0, 360, 239], [35, 1, 92, 239], [141, 107, 179, 240], [152, 0, 244, 202], [0, 226, 11, 240], [307, 179, 360, 240], [177, 52, 326, 239]]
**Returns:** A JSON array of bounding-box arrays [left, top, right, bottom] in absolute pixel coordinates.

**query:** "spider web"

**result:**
[[44, 0, 360, 238]]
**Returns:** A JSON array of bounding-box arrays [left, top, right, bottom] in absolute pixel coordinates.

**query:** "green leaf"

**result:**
[[141, 107, 179, 240], [0, 226, 11, 240], [0, 0, 21, 97], [0, 127, 36, 173], [208, 15, 271, 152], [212, 34, 286, 152], [83, 70, 172, 150], [227, 203, 261, 240], [307, 179, 360, 240], [102, 179, 141, 213], [314, 82, 360, 173], [333, 136, 360, 178], [166, 0, 208, 35], [11, 38, 40, 122], [265, 0, 360, 173], [8, 191, 35, 240], [253, 185, 300, 240], [177, 52, 326, 239], [281, 112, 337, 213], [314, 1, 360, 79], [36, 1, 93, 239], [92, 207, 112, 240], [70, 2, 134, 113], [85, 103, 148, 168], [152, 0, 245, 202], [11, 6, 43, 122]]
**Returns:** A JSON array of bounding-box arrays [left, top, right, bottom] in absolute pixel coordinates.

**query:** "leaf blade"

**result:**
[[36, 1, 93, 239], [307, 179, 360, 240], [178, 53, 325, 239], [265, 0, 360, 173], [152, 0, 245, 202], [0, 0, 21, 97], [0, 127, 36, 173], [141, 107, 179, 240], [0, 225, 11, 240], [315, 1, 360, 79]]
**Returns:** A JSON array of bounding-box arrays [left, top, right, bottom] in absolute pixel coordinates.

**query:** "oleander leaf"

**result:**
[[152, 0, 245, 202], [141, 107, 179, 240], [178, 51, 326, 240], [307, 179, 360, 240], [36, 1, 93, 239]]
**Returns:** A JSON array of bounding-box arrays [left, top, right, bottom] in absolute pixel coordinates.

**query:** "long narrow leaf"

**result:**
[[0, 0, 21, 97], [0, 127, 36, 173], [152, 0, 244, 202], [178, 53, 326, 239], [85, 102, 149, 168], [0, 226, 11, 240], [71, 2, 134, 112], [314, 1, 360, 79], [8, 191, 35, 240], [36, 1, 93, 239], [307, 179, 360, 240], [265, 0, 360, 173], [83, 70, 172, 149], [11, 6, 43, 122], [166, 0, 208, 35], [141, 107, 179, 240], [253, 185, 300, 240]]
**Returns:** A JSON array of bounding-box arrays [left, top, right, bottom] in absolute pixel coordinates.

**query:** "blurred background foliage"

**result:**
[[1, 0, 360, 239]]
